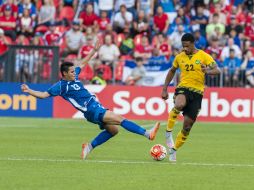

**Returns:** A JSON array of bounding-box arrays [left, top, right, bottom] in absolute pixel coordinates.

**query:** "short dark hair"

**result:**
[[229, 48, 235, 53], [213, 13, 219, 17], [120, 4, 126, 9], [135, 57, 143, 62], [181, 33, 195, 43], [60, 62, 74, 76]]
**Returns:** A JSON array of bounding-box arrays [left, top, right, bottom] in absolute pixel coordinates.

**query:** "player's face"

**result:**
[[65, 66, 75, 81], [182, 41, 194, 55]]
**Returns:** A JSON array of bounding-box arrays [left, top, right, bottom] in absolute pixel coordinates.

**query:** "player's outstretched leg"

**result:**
[[103, 110, 160, 140], [81, 125, 118, 159], [81, 143, 92, 160], [120, 119, 160, 140]]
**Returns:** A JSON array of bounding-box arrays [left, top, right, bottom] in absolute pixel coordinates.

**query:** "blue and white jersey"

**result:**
[[47, 67, 95, 113]]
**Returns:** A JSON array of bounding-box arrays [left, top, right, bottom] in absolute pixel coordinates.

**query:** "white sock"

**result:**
[[144, 130, 150, 139], [166, 131, 174, 148], [144, 126, 156, 139], [88, 143, 93, 151]]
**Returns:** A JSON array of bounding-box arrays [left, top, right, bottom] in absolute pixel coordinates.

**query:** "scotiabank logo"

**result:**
[[201, 93, 254, 118], [112, 91, 174, 116], [55, 86, 254, 122], [0, 94, 37, 110], [99, 87, 254, 122]]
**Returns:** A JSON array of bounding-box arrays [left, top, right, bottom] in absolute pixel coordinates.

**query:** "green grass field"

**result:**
[[0, 117, 254, 190]]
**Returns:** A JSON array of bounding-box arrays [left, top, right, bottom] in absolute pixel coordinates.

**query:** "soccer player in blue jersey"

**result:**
[[21, 41, 160, 159]]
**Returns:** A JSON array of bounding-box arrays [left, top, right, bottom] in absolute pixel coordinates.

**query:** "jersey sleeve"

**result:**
[[204, 53, 217, 68], [75, 67, 81, 80], [47, 82, 61, 97], [172, 56, 179, 68]]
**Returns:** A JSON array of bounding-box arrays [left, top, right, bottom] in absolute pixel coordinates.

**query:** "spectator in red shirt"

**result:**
[[97, 11, 110, 31], [0, 0, 18, 18], [209, 3, 226, 25], [78, 36, 94, 59], [0, 29, 8, 56], [235, 5, 246, 25], [79, 3, 98, 31], [153, 6, 169, 35], [43, 21, 63, 45], [206, 37, 222, 60], [245, 12, 253, 25], [59, 0, 78, 12], [154, 33, 171, 60], [244, 15, 254, 44], [0, 5, 17, 41], [0, 28, 8, 81], [134, 35, 153, 59]]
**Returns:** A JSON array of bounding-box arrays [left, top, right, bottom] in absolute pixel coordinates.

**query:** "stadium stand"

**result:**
[[0, 0, 253, 87]]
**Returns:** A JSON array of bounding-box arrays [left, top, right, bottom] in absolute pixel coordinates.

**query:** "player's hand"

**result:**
[[21, 84, 30, 93], [201, 64, 209, 74], [161, 89, 169, 100]]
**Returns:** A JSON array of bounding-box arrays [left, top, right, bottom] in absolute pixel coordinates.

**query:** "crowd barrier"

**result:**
[[0, 45, 59, 83], [1, 83, 253, 122]]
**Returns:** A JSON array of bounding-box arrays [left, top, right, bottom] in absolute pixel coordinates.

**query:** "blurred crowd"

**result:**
[[0, 0, 254, 87]]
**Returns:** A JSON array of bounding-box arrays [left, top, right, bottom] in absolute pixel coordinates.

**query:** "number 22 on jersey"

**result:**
[[185, 64, 195, 71]]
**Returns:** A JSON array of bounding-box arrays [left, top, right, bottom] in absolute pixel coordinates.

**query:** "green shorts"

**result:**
[[174, 88, 203, 120]]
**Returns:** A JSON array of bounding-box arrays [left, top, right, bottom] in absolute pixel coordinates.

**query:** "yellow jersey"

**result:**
[[173, 50, 216, 94]]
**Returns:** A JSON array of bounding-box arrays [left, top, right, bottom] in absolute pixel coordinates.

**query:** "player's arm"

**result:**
[[76, 40, 101, 69], [161, 66, 177, 100], [21, 84, 50, 99], [201, 62, 221, 75], [201, 53, 221, 75]]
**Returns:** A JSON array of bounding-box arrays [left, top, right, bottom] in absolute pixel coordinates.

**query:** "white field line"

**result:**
[[0, 157, 254, 168]]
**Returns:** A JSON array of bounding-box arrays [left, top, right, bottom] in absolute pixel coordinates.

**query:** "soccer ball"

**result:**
[[150, 144, 167, 161]]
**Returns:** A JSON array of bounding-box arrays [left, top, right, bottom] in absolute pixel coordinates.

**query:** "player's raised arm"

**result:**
[[21, 84, 50, 99], [77, 40, 101, 69], [161, 66, 177, 100]]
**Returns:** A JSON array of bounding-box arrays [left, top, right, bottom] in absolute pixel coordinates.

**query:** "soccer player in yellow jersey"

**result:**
[[161, 33, 221, 161]]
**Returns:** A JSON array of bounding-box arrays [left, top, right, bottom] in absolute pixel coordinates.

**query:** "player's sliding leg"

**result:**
[[81, 125, 118, 159], [169, 116, 195, 162], [166, 107, 180, 148], [121, 119, 160, 140], [103, 110, 160, 140]]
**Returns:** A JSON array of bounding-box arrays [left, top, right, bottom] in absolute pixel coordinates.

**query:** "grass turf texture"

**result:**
[[0, 117, 254, 190]]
